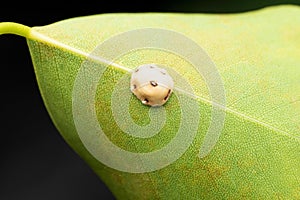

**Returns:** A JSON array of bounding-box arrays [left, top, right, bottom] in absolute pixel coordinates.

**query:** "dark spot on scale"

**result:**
[[161, 71, 166, 75], [164, 89, 171, 100], [150, 81, 158, 87], [133, 84, 137, 89], [135, 68, 139, 72], [149, 65, 155, 69]]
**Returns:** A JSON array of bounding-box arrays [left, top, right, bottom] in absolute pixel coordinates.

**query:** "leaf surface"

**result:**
[[18, 5, 300, 199]]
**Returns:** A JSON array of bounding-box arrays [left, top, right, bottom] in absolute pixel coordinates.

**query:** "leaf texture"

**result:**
[[23, 5, 300, 199]]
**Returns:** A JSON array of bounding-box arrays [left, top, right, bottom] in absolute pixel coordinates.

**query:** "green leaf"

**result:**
[[1, 5, 299, 199]]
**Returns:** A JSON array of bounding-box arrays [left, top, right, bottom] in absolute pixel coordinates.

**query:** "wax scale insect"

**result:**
[[130, 64, 174, 107]]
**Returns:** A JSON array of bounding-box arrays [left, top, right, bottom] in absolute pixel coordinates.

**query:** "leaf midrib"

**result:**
[[29, 29, 300, 142]]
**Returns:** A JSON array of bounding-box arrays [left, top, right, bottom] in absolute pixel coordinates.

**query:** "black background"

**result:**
[[1, 1, 299, 200]]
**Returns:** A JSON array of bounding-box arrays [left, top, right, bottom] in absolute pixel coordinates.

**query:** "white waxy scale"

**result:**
[[130, 64, 174, 107]]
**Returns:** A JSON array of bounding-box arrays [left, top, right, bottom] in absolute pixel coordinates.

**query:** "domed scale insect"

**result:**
[[130, 64, 174, 107]]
